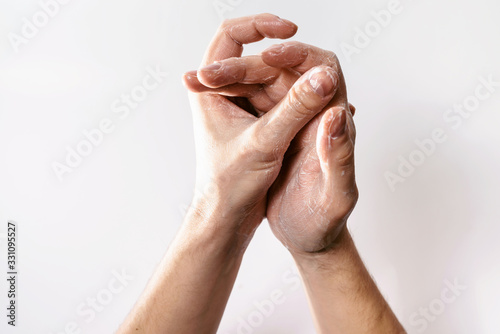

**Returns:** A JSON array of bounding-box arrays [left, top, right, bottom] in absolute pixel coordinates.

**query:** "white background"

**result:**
[[1, 0, 499, 333]]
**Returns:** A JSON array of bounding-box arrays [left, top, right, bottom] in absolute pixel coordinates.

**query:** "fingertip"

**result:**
[[307, 66, 338, 98], [197, 61, 247, 88], [273, 14, 297, 27], [277, 17, 298, 36], [261, 45, 283, 67], [182, 70, 207, 92], [262, 44, 284, 58], [183, 70, 197, 80], [196, 73, 218, 89], [257, 14, 298, 38], [182, 70, 196, 86]]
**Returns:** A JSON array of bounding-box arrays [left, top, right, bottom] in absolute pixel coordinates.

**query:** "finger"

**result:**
[[255, 65, 340, 151], [183, 70, 263, 98], [184, 62, 302, 113], [183, 71, 276, 113], [197, 56, 281, 88], [197, 56, 302, 104], [262, 41, 339, 74], [202, 14, 298, 66], [263, 41, 350, 111], [316, 107, 357, 197]]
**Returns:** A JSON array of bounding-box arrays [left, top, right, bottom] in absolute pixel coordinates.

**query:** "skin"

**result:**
[[118, 14, 405, 334]]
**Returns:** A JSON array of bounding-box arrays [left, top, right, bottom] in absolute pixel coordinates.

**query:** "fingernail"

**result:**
[[309, 68, 337, 97], [263, 44, 284, 56], [199, 62, 222, 72], [329, 109, 347, 138], [276, 16, 297, 29], [280, 19, 297, 28]]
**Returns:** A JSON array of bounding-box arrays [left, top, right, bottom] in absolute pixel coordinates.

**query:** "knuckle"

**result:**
[[332, 185, 359, 221], [320, 49, 340, 72], [325, 50, 338, 61], [219, 21, 240, 45], [289, 86, 319, 117], [331, 54, 341, 72], [346, 188, 359, 216], [220, 18, 234, 30], [325, 49, 338, 61]]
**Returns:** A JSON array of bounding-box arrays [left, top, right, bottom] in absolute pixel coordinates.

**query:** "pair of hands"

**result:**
[[118, 14, 405, 334], [183, 14, 358, 254]]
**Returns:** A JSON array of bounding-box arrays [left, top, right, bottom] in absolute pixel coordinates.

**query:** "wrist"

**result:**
[[182, 193, 264, 254], [290, 225, 355, 273], [192, 172, 267, 220]]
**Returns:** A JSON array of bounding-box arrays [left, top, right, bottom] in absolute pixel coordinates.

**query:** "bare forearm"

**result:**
[[118, 201, 257, 334], [293, 226, 405, 334]]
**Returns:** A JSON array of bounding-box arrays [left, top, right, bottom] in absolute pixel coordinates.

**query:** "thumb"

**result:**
[[254, 65, 339, 151], [316, 106, 358, 199]]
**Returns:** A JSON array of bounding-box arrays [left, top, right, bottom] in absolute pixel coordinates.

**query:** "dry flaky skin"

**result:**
[[186, 40, 358, 253]]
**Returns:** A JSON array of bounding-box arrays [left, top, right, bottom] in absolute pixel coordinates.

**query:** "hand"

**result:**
[[186, 40, 358, 253], [121, 15, 401, 334], [183, 14, 342, 241], [264, 44, 358, 253]]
